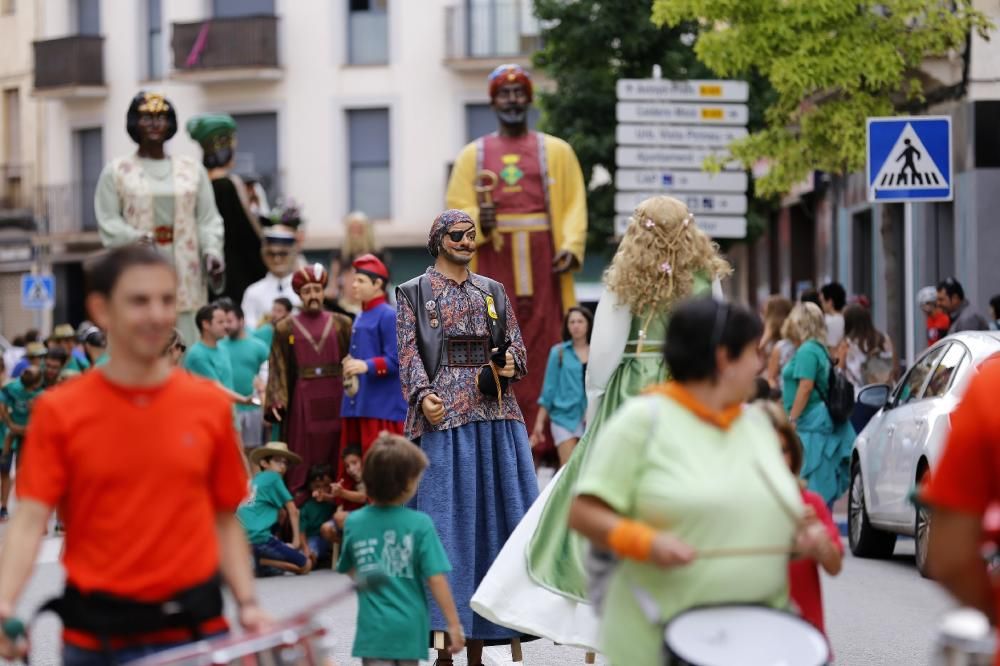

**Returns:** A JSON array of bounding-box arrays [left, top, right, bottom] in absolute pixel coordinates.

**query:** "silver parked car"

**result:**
[[849, 331, 1000, 576]]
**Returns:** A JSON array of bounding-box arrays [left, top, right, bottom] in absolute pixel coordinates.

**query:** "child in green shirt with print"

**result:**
[[300, 463, 336, 566], [237, 442, 312, 576], [337, 433, 465, 665]]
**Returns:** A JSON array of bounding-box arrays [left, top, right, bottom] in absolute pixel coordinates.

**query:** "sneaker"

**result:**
[[0, 507, 8, 522]]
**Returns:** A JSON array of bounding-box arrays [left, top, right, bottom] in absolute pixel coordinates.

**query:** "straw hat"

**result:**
[[25, 342, 47, 358], [51, 324, 76, 340], [249, 441, 302, 466]]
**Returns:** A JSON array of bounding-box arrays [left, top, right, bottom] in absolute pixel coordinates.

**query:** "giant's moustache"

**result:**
[[497, 106, 527, 124]]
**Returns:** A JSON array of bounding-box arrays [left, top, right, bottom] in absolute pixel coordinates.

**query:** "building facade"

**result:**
[[16, 0, 542, 334]]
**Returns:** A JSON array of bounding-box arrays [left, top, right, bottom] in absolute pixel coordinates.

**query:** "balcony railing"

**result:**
[[172, 15, 280, 80], [33, 36, 105, 95], [36, 181, 99, 237], [445, 1, 541, 69]]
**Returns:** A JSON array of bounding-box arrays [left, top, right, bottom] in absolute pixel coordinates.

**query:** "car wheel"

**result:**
[[914, 470, 932, 578], [848, 460, 897, 558]]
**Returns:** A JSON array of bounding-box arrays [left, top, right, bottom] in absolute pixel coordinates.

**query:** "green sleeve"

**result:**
[[336, 515, 356, 573], [256, 471, 293, 508], [792, 342, 825, 383], [195, 165, 224, 260], [416, 514, 451, 579], [183, 348, 216, 381], [95, 162, 143, 247], [574, 396, 654, 515]]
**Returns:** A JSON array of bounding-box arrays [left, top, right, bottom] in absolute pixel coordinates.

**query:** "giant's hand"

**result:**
[[479, 204, 497, 236], [421, 394, 446, 425], [552, 250, 579, 274], [498, 350, 516, 378], [205, 254, 226, 278]]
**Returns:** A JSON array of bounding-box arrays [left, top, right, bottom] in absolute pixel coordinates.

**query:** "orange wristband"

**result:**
[[607, 519, 657, 562]]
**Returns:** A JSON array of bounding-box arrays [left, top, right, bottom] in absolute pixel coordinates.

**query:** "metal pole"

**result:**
[[903, 201, 915, 368]]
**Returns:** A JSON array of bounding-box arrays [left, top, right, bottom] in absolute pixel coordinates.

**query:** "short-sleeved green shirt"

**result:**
[[781, 339, 829, 414], [251, 324, 274, 350], [183, 341, 235, 390], [2, 379, 42, 451], [237, 470, 293, 545], [575, 394, 803, 666], [220, 336, 268, 411], [299, 498, 334, 537], [337, 505, 451, 661]]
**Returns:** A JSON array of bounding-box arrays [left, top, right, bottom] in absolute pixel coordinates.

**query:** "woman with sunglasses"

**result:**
[[163, 328, 187, 367]]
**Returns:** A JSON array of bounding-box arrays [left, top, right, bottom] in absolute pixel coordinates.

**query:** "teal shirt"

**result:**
[[251, 324, 274, 350], [538, 341, 588, 431], [337, 506, 451, 660], [1, 379, 42, 451], [184, 341, 235, 390], [300, 498, 335, 537], [237, 470, 293, 545], [65, 356, 91, 373], [781, 339, 829, 414], [221, 336, 268, 411]]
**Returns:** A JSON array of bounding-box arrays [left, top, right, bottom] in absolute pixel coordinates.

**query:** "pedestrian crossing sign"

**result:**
[[21, 274, 55, 311], [867, 116, 952, 202]]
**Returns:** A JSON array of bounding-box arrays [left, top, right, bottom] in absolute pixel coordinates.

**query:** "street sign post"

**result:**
[[21, 274, 55, 311], [615, 77, 749, 239], [866, 115, 953, 367]]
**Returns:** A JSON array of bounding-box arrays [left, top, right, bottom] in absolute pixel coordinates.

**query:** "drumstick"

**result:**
[[698, 545, 798, 558]]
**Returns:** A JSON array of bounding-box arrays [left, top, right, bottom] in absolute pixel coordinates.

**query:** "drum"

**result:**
[[933, 608, 996, 666], [663, 605, 829, 666]]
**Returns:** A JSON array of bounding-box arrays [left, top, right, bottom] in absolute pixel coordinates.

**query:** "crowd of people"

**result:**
[[0, 64, 997, 666]]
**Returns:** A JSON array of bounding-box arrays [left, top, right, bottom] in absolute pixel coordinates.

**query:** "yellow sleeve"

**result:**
[[545, 135, 587, 266], [445, 142, 483, 240]]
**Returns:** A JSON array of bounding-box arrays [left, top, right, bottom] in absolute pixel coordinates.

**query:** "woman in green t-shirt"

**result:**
[[568, 298, 828, 666], [781, 302, 856, 506]]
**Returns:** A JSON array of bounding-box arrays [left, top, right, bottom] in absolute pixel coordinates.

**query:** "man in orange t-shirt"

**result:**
[[924, 353, 1000, 663], [0, 245, 265, 664]]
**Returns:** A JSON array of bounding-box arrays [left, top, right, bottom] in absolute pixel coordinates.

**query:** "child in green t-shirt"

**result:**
[[300, 463, 335, 566], [0, 367, 42, 521], [237, 442, 312, 576], [337, 433, 465, 665]]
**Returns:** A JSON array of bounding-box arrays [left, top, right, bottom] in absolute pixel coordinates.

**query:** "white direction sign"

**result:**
[[616, 169, 747, 193], [617, 102, 748, 126], [616, 146, 737, 170], [614, 191, 747, 215], [616, 124, 748, 148], [616, 79, 749, 103], [615, 214, 746, 239]]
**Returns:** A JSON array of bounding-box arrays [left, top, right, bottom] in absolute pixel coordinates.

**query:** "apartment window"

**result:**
[[348, 108, 391, 219], [147, 0, 163, 79], [229, 112, 279, 199], [212, 0, 274, 18], [464, 103, 538, 142], [348, 0, 388, 65], [3, 89, 20, 166], [76, 0, 100, 35], [467, 0, 539, 58], [76, 128, 103, 231]]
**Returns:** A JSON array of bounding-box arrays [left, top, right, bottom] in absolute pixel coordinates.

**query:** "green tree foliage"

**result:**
[[533, 0, 714, 251], [652, 0, 992, 197]]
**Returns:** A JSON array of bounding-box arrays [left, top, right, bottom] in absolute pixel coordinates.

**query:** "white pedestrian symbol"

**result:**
[[25, 280, 50, 305], [871, 123, 946, 192]]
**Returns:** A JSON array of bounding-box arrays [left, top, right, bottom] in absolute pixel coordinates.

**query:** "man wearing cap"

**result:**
[[340, 254, 407, 469], [188, 114, 267, 305], [10, 342, 46, 380], [265, 264, 352, 497], [396, 210, 537, 664], [49, 324, 78, 361], [95, 92, 225, 346], [446, 64, 587, 464], [241, 208, 304, 331]]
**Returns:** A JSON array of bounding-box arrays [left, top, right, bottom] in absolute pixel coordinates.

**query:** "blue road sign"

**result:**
[[867, 116, 952, 203], [21, 274, 55, 311]]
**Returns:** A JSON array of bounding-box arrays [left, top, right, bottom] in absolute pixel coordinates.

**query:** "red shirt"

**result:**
[[923, 355, 1000, 663], [17, 370, 249, 647], [788, 489, 843, 641], [927, 312, 951, 345]]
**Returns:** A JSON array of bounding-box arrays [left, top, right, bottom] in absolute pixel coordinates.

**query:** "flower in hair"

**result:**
[[683, 213, 693, 227], [660, 261, 672, 275], [644, 218, 655, 229]]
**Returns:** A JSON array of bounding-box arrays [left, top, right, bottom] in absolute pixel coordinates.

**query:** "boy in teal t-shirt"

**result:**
[[237, 442, 312, 576], [337, 434, 464, 665], [0, 367, 43, 520], [300, 463, 335, 565]]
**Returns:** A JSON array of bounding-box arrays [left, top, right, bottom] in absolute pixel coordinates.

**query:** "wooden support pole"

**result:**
[[511, 637, 523, 662]]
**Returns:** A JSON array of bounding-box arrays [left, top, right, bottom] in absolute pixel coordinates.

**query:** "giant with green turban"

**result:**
[[187, 113, 266, 305]]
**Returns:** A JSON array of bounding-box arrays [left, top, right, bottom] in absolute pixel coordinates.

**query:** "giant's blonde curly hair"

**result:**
[[604, 196, 731, 316]]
